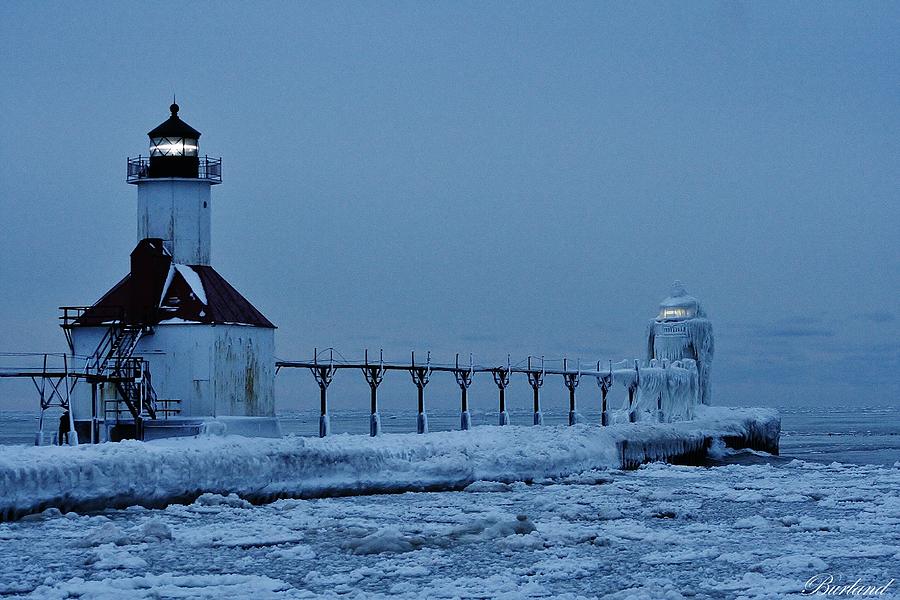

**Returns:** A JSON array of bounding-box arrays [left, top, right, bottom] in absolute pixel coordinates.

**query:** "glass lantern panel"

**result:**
[[182, 138, 198, 156], [150, 137, 199, 157], [660, 307, 694, 320]]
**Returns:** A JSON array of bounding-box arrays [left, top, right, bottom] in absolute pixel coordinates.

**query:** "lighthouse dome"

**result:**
[[147, 103, 201, 157], [656, 281, 705, 321]]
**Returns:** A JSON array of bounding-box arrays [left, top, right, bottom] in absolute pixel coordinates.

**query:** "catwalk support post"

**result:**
[[310, 347, 336, 437], [454, 353, 474, 430], [410, 351, 432, 434], [597, 360, 613, 427], [563, 357, 581, 426], [492, 355, 511, 426], [527, 355, 545, 425], [363, 349, 386, 436], [628, 359, 640, 423]]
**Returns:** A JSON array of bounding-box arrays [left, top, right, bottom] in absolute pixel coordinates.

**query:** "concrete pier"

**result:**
[[0, 407, 779, 521]]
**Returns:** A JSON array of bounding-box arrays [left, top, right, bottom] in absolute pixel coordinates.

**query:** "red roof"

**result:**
[[75, 240, 274, 329]]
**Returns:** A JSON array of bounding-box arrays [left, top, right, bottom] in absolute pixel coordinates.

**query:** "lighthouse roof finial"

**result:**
[[148, 100, 200, 139]]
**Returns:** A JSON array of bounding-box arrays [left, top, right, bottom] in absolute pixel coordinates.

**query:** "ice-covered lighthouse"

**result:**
[[65, 103, 279, 442], [645, 282, 714, 405]]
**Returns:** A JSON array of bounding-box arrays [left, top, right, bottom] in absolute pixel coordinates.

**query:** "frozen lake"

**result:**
[[1, 455, 898, 599]]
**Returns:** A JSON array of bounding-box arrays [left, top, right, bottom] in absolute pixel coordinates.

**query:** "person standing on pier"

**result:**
[[58, 411, 71, 446]]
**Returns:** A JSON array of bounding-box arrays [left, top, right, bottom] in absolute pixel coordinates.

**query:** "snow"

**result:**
[[157, 264, 175, 306], [174, 264, 207, 305], [1, 457, 897, 599], [0, 407, 779, 520]]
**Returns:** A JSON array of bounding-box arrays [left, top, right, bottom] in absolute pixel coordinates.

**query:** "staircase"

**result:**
[[86, 323, 159, 436], [59, 306, 162, 441]]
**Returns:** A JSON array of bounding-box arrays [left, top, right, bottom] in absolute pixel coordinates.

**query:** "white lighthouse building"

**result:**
[[65, 104, 279, 442]]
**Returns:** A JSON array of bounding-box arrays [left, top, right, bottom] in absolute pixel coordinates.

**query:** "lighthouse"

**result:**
[[65, 103, 279, 442], [645, 282, 714, 405]]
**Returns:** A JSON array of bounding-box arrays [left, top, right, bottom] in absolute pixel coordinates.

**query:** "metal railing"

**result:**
[[126, 155, 222, 183], [276, 349, 702, 438]]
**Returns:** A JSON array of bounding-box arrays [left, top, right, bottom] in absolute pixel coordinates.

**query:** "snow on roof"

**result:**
[[174, 264, 207, 305], [657, 281, 706, 318], [74, 242, 274, 329]]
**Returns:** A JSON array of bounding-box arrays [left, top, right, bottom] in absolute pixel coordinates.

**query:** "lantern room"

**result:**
[[146, 103, 202, 178], [657, 283, 702, 321]]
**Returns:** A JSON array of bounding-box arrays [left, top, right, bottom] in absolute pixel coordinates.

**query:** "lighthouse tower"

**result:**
[[136, 103, 212, 264], [645, 282, 714, 405], [65, 104, 279, 442]]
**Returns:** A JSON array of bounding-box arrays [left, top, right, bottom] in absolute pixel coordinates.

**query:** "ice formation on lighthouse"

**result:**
[[645, 282, 714, 405], [631, 359, 700, 422]]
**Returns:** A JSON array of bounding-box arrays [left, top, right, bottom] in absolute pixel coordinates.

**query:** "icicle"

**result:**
[[460, 411, 472, 431], [646, 316, 714, 405], [417, 412, 428, 434]]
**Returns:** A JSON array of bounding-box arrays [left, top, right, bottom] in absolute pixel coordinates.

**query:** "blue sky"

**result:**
[[1, 2, 897, 412]]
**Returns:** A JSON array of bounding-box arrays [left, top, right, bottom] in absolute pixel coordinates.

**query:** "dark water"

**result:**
[[1, 406, 898, 466]]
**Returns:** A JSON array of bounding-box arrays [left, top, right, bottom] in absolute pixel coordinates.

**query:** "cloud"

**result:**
[[725, 316, 836, 339], [851, 311, 895, 324], [763, 326, 835, 338]]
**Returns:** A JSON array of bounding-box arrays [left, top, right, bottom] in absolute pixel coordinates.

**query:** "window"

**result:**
[[150, 137, 199, 157], [659, 307, 694, 320]]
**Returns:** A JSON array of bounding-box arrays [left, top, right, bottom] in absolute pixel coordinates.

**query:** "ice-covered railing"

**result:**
[[275, 350, 701, 437]]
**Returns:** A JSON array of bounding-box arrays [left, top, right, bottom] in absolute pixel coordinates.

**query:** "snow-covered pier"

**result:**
[[0, 406, 778, 521]]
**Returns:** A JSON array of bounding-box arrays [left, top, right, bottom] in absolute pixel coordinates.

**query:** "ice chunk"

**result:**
[[85, 544, 148, 571], [193, 493, 252, 510], [139, 519, 173, 542], [78, 522, 130, 547], [343, 528, 419, 555]]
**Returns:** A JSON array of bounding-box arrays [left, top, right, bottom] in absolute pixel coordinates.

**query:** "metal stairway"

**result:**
[[87, 323, 159, 437]]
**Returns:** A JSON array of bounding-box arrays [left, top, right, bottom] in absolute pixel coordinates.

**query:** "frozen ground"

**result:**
[[1, 457, 898, 599]]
